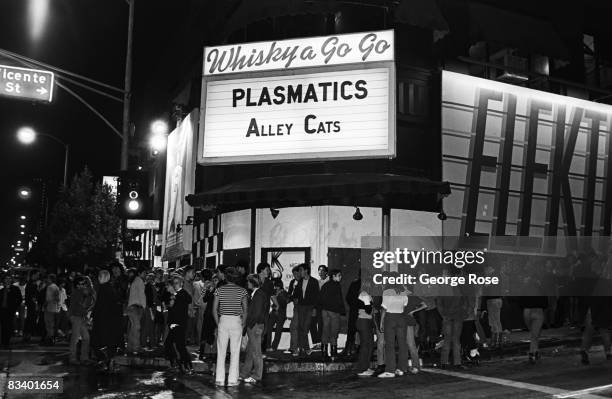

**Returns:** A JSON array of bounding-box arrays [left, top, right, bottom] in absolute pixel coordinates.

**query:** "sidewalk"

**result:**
[[114, 326, 586, 373]]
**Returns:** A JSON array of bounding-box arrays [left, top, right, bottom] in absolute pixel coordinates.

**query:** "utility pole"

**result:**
[[121, 0, 135, 171]]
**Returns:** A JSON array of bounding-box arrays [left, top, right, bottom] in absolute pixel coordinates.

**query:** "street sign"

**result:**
[[0, 64, 54, 102], [127, 219, 160, 230]]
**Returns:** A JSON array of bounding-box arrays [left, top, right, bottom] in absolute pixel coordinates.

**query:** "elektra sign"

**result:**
[[199, 30, 395, 164], [442, 71, 612, 238]]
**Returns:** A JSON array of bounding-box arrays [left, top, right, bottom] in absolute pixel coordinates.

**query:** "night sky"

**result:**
[[0, 0, 195, 265]]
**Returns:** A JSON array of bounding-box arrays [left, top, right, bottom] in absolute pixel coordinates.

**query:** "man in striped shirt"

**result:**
[[213, 267, 248, 387]]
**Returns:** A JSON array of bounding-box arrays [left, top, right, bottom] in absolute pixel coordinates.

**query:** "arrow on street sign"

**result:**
[[0, 64, 55, 102]]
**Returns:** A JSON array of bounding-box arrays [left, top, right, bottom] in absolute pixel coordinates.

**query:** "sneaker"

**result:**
[[215, 381, 224, 387], [394, 369, 404, 376], [292, 350, 300, 357], [244, 377, 257, 384], [227, 381, 239, 387], [377, 372, 396, 378], [283, 350, 293, 354], [408, 367, 419, 375], [357, 368, 375, 377]]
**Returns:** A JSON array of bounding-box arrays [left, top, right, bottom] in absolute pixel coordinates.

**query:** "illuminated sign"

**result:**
[[200, 66, 395, 164], [204, 30, 394, 76], [442, 70, 612, 238], [0, 64, 54, 102], [126, 219, 160, 230]]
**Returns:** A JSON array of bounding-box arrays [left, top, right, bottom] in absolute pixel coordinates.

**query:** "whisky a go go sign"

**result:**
[[198, 30, 396, 164]]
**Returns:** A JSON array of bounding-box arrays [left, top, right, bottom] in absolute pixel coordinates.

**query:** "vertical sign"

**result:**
[[162, 110, 198, 261]]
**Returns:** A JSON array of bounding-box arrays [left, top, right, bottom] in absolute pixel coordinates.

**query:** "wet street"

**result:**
[[2, 345, 612, 398]]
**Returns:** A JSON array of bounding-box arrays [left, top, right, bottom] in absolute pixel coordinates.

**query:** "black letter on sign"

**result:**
[[556, 107, 584, 238], [246, 118, 259, 137], [582, 110, 607, 235], [232, 88, 245, 107], [462, 88, 503, 237], [602, 115, 612, 235], [518, 99, 552, 236], [545, 105, 566, 236], [492, 93, 517, 236]]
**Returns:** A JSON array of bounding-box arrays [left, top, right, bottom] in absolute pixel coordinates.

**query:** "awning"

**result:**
[[186, 173, 450, 214], [468, 4, 568, 58]]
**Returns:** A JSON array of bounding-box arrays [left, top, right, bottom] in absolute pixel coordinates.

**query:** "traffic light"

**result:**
[[117, 170, 149, 219]]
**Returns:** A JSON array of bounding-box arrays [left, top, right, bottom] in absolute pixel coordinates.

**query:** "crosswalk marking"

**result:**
[[422, 368, 607, 399], [554, 384, 612, 398]]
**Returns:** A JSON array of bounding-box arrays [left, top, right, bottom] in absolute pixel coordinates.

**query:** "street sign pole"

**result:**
[[0, 64, 54, 102]]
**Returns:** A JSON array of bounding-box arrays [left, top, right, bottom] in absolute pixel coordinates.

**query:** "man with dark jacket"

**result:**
[[240, 275, 267, 384], [164, 275, 193, 374], [294, 264, 319, 356], [318, 269, 345, 361], [342, 273, 361, 358], [23, 272, 40, 342], [0, 274, 23, 347]]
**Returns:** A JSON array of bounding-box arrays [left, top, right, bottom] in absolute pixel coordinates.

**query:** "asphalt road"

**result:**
[[1, 345, 612, 399]]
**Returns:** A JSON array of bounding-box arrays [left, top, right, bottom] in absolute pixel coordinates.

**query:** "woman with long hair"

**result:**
[[91, 269, 123, 371]]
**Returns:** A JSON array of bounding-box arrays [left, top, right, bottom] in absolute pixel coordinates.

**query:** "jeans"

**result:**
[[356, 318, 374, 371], [216, 315, 243, 385], [241, 323, 264, 380], [195, 306, 205, 346], [376, 322, 385, 366], [267, 311, 286, 350], [69, 316, 90, 361], [126, 305, 144, 352], [140, 307, 155, 347], [441, 317, 463, 365], [523, 308, 544, 353], [297, 305, 313, 351], [487, 298, 503, 334], [321, 310, 341, 346], [383, 313, 407, 372], [44, 311, 58, 340], [406, 325, 420, 368], [289, 309, 299, 351]]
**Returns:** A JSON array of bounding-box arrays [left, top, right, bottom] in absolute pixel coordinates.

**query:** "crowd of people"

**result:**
[[0, 250, 610, 385]]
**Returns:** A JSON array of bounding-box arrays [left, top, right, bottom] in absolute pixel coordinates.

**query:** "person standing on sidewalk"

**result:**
[[43, 274, 61, 346], [256, 262, 274, 352], [518, 273, 548, 365], [378, 283, 409, 378], [267, 280, 288, 351], [126, 267, 147, 355], [164, 275, 193, 374], [23, 271, 41, 343], [240, 275, 267, 384], [214, 267, 248, 387], [141, 273, 157, 349], [92, 270, 123, 372], [295, 264, 319, 357], [0, 274, 22, 348], [312, 265, 329, 348], [181, 266, 197, 345], [343, 272, 361, 358], [68, 276, 95, 365], [319, 269, 345, 361], [355, 289, 375, 376], [286, 266, 301, 355], [192, 271, 206, 347]]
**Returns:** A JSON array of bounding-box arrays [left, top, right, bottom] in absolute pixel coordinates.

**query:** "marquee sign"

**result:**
[[204, 30, 394, 75], [199, 30, 395, 165], [441, 71, 612, 238]]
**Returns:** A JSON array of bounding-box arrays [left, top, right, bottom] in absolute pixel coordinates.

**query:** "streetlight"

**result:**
[[17, 126, 70, 187], [20, 215, 26, 220], [149, 119, 169, 155], [18, 187, 32, 199], [20, 224, 25, 229]]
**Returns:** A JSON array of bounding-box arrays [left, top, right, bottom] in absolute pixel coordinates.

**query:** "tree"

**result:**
[[48, 167, 121, 270]]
